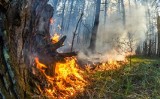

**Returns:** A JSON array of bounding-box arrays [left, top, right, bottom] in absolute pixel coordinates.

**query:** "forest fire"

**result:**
[[34, 57, 87, 98], [34, 31, 131, 98], [32, 18, 131, 98], [78, 49, 130, 72], [51, 33, 60, 44], [33, 44, 132, 98]]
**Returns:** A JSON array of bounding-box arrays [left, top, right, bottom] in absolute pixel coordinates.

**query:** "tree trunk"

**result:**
[[0, 0, 26, 98], [0, 0, 76, 98], [148, 39, 152, 56], [143, 41, 148, 55], [121, 0, 126, 26], [104, 0, 108, 24], [60, 0, 67, 33], [89, 0, 101, 52], [66, 0, 74, 32], [157, 15, 160, 56]]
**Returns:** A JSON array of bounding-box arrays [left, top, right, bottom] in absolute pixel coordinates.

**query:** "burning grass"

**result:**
[[80, 56, 160, 98], [32, 33, 160, 99], [33, 53, 129, 98], [34, 57, 87, 99]]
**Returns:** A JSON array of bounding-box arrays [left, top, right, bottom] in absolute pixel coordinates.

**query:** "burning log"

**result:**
[[35, 34, 77, 76], [40, 35, 77, 62], [49, 35, 67, 50]]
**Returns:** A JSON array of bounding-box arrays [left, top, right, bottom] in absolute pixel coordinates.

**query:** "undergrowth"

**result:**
[[79, 56, 160, 99]]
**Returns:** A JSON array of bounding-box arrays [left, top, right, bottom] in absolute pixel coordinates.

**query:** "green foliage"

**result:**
[[82, 56, 160, 99]]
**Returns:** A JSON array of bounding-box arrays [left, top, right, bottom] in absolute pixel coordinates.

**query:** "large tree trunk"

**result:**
[[0, 0, 76, 98], [0, 1, 26, 98]]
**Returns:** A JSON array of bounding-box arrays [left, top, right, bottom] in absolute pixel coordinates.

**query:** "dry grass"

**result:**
[[78, 56, 160, 99]]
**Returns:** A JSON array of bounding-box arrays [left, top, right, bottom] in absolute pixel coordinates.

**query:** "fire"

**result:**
[[51, 33, 60, 44], [102, 55, 127, 71], [35, 57, 47, 70], [50, 18, 55, 24], [34, 45, 131, 98], [89, 50, 129, 71], [34, 57, 87, 98]]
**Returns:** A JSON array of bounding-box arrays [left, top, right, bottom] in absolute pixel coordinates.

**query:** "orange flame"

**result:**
[[35, 57, 47, 70], [51, 33, 60, 44], [34, 57, 87, 98], [85, 50, 129, 72], [34, 46, 131, 98], [99, 51, 129, 71], [50, 18, 55, 24]]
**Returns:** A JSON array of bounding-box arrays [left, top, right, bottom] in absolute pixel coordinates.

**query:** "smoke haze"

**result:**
[[78, 5, 147, 63]]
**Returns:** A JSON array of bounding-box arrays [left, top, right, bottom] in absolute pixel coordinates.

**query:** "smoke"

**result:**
[[78, 5, 147, 63], [48, 0, 147, 63]]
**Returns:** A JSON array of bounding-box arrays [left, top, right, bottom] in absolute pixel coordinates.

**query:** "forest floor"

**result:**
[[80, 56, 160, 99]]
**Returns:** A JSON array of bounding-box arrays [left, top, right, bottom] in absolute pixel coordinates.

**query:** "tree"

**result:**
[[89, 0, 101, 52], [0, 0, 76, 98], [121, 0, 126, 25], [60, 0, 67, 33], [157, 15, 160, 56], [104, 0, 108, 24]]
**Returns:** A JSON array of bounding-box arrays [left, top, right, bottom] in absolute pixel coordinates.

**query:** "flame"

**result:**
[[34, 57, 87, 98], [51, 33, 60, 44], [34, 45, 132, 98], [50, 18, 55, 24], [85, 50, 129, 72], [35, 57, 47, 70], [100, 51, 132, 71], [101, 52, 128, 71]]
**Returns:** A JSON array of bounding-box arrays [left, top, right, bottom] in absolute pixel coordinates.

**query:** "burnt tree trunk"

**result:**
[[0, 0, 76, 98]]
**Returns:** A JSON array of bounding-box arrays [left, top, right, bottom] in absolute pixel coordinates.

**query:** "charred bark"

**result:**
[[0, 0, 77, 98]]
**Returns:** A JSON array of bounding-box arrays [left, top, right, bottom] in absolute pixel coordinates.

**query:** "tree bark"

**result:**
[[157, 15, 160, 56], [0, 0, 76, 98], [89, 0, 101, 52], [121, 0, 126, 26], [104, 0, 108, 24]]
